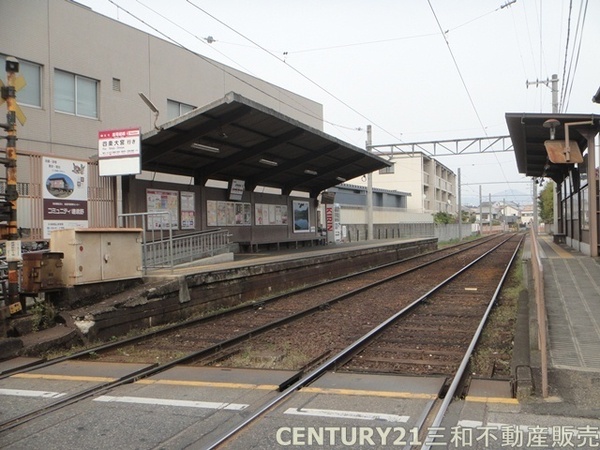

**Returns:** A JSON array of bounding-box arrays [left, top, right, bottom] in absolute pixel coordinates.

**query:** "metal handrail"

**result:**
[[118, 211, 173, 273], [530, 227, 548, 397], [118, 211, 231, 273]]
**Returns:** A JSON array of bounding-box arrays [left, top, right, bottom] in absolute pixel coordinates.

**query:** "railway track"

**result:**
[[0, 233, 523, 446], [205, 233, 523, 449], [1, 234, 500, 376]]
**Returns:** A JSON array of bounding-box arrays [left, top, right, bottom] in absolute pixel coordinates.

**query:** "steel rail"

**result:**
[[203, 234, 516, 450], [0, 234, 500, 380], [0, 235, 507, 432], [420, 234, 524, 450]]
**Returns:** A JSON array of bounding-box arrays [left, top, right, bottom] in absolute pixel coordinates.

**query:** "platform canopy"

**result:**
[[506, 112, 600, 183], [141, 92, 391, 197]]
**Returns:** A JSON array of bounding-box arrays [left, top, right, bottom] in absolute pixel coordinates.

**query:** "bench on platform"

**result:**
[[553, 233, 566, 244]]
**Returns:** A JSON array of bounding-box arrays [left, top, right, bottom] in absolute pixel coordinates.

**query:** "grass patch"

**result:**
[[220, 342, 311, 370], [470, 250, 524, 378]]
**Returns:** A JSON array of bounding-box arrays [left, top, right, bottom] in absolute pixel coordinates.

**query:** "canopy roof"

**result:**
[[506, 112, 600, 183], [141, 92, 391, 197]]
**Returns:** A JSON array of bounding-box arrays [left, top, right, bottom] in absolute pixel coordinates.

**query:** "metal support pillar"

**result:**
[[588, 131, 598, 257]]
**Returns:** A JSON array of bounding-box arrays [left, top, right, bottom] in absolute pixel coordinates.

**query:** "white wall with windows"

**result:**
[[167, 99, 196, 120], [1, 0, 324, 163], [349, 152, 457, 215], [54, 70, 98, 119]]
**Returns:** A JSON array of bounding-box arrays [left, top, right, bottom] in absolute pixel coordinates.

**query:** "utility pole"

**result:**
[[526, 73, 559, 233], [479, 185, 482, 235], [0, 57, 23, 335], [503, 198, 506, 232], [457, 168, 462, 241], [526, 74, 559, 114], [489, 193, 492, 234], [366, 125, 373, 241]]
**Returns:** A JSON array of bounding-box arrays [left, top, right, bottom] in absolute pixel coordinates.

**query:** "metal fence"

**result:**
[[119, 211, 230, 273], [530, 227, 548, 397], [342, 222, 474, 243], [169, 228, 231, 265], [119, 211, 173, 272], [6, 152, 115, 241]]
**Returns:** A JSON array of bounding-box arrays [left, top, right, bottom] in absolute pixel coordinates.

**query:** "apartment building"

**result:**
[[350, 151, 457, 215]]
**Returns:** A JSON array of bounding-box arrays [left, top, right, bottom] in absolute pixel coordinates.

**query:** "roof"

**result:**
[[506, 112, 600, 183], [141, 92, 391, 197], [330, 183, 411, 197]]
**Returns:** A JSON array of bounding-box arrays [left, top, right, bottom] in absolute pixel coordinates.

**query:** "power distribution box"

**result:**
[[21, 251, 64, 293], [50, 228, 143, 286]]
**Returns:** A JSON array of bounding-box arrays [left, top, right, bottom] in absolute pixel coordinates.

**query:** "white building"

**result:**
[[476, 201, 522, 227], [520, 204, 534, 226], [349, 151, 457, 216]]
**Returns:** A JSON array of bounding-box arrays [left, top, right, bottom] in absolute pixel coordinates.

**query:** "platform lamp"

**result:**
[[543, 118, 560, 140], [138, 92, 161, 130]]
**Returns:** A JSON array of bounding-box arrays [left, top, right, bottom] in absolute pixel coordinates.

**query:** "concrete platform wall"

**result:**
[[73, 239, 437, 341]]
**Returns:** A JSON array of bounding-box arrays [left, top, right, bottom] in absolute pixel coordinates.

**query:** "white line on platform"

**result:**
[[284, 407, 409, 423], [0, 388, 66, 399], [94, 395, 248, 411]]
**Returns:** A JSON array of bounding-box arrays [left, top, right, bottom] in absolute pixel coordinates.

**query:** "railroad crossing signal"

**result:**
[[0, 58, 26, 126], [0, 56, 24, 332], [0, 201, 11, 222]]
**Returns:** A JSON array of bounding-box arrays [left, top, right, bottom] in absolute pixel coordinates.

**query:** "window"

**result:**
[[0, 55, 42, 108], [54, 69, 98, 118], [167, 99, 195, 120], [379, 163, 395, 174]]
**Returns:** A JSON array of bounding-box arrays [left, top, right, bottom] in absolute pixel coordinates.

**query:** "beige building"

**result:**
[[2, 0, 323, 163], [350, 152, 457, 216], [1, 0, 389, 247]]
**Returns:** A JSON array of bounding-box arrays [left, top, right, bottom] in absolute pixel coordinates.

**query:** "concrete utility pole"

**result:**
[[489, 193, 492, 234], [526, 73, 559, 233], [479, 185, 482, 235], [458, 168, 462, 240], [366, 125, 373, 241], [503, 198, 506, 232], [526, 74, 559, 114]]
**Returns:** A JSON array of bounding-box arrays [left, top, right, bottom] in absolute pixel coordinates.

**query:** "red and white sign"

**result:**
[[326, 205, 334, 232], [98, 128, 141, 158], [98, 127, 141, 176]]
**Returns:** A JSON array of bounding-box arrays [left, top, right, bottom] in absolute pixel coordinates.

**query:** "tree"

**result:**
[[538, 181, 555, 224], [433, 211, 456, 224]]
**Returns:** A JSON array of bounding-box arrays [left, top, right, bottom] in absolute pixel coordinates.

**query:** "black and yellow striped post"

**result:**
[[0, 57, 24, 335]]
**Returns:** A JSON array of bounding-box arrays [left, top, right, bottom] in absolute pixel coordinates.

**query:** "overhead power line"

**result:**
[[106, 0, 364, 134], [426, 0, 514, 193], [184, 0, 403, 144]]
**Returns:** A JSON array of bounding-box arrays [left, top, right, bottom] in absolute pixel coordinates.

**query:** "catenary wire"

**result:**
[[184, 0, 404, 146], [426, 0, 514, 193], [107, 0, 366, 138]]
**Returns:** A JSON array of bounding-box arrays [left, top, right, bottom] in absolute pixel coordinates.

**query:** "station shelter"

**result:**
[[122, 92, 391, 250], [507, 113, 600, 256]]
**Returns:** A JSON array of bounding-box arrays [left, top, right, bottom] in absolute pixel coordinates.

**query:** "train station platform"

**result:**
[[522, 233, 600, 418], [535, 234, 600, 372]]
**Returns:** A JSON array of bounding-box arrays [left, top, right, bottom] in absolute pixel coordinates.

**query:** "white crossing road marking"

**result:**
[[0, 388, 66, 399], [284, 407, 409, 423], [94, 395, 248, 410]]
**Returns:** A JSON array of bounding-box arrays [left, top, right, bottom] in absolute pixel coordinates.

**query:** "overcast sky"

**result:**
[[75, 0, 599, 204]]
